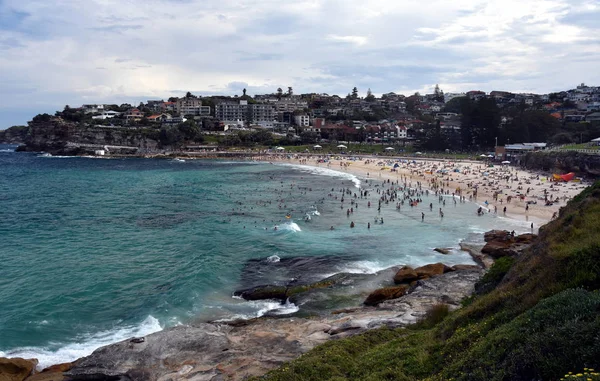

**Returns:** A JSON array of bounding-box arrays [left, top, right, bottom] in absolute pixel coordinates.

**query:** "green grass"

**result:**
[[560, 143, 600, 151], [254, 181, 600, 381]]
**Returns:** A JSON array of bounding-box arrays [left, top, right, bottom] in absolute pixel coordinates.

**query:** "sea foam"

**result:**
[[0, 315, 162, 370], [278, 164, 362, 189]]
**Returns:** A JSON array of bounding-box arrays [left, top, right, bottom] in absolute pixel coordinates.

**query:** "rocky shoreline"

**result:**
[[1, 231, 536, 381]]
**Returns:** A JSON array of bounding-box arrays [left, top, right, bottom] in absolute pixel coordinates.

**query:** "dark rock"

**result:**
[[452, 264, 482, 271], [516, 233, 537, 243], [484, 230, 512, 242], [393, 266, 419, 284], [434, 248, 451, 254], [233, 285, 288, 302], [364, 285, 410, 306], [0, 357, 38, 381], [481, 231, 537, 259]]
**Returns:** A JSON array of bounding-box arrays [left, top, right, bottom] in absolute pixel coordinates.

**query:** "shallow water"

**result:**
[[0, 144, 530, 368]]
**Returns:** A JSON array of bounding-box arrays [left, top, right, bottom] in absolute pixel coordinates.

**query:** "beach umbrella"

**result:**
[[502, 160, 510, 164], [415, 152, 423, 155], [385, 147, 394, 151], [337, 144, 347, 148], [313, 145, 322, 149], [479, 154, 488, 157], [487, 154, 494, 158], [276, 146, 285, 151]]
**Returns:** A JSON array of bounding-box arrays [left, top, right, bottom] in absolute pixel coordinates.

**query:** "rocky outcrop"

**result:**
[[522, 151, 600, 178], [364, 285, 409, 306], [0, 357, 37, 381], [433, 248, 451, 254], [64, 267, 484, 381], [393, 266, 419, 284], [15, 117, 159, 155], [481, 230, 537, 258], [0, 126, 28, 144], [394, 263, 454, 285]]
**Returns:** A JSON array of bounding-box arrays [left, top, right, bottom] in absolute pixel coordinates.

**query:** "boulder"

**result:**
[[40, 363, 72, 374], [233, 285, 288, 302], [481, 241, 518, 258], [516, 233, 537, 244], [364, 285, 410, 306], [393, 266, 419, 284], [484, 230, 513, 242], [434, 248, 451, 255], [414, 263, 447, 278], [24, 373, 64, 381], [0, 358, 38, 381]]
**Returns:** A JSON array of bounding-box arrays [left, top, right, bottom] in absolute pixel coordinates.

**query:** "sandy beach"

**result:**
[[257, 153, 592, 229]]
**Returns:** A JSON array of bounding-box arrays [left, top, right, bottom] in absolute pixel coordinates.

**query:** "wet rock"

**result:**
[[364, 285, 410, 306], [393, 266, 419, 284], [434, 248, 451, 254], [0, 358, 38, 381], [40, 364, 72, 374], [233, 285, 288, 302]]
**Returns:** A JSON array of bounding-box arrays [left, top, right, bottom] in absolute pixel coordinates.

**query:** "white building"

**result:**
[[215, 100, 276, 125], [82, 104, 106, 114], [294, 114, 310, 127], [176, 97, 211, 116], [91, 110, 121, 120]]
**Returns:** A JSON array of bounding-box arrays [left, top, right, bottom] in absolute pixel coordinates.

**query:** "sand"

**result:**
[[259, 153, 592, 227]]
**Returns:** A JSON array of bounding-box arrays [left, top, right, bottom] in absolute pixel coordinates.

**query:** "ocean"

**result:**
[[0, 143, 531, 368]]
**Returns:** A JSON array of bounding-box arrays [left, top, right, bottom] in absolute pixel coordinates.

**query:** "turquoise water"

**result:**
[[0, 144, 531, 367]]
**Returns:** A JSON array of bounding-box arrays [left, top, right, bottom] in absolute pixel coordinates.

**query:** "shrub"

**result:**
[[474, 256, 516, 295]]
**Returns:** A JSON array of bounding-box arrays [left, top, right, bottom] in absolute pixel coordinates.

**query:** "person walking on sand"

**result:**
[[421, 212, 425, 221]]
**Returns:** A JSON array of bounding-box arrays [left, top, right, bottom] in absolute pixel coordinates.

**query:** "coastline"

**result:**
[[248, 152, 591, 228], [2, 150, 592, 380]]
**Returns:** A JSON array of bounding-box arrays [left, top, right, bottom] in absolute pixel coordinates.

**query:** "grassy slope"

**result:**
[[256, 182, 600, 381]]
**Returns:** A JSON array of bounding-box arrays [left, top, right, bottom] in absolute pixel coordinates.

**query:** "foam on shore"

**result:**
[[0, 316, 163, 370], [278, 163, 362, 189]]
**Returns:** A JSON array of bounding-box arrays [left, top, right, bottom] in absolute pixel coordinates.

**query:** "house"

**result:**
[[586, 112, 600, 122], [147, 114, 172, 123], [82, 104, 106, 114], [124, 108, 143, 122], [146, 100, 164, 113], [91, 110, 121, 120]]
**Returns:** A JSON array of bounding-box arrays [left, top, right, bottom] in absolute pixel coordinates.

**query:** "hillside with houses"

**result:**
[[3, 84, 600, 157]]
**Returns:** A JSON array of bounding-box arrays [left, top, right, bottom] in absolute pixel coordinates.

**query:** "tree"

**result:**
[[185, 91, 195, 98], [365, 88, 375, 102], [433, 84, 444, 102], [277, 88, 283, 100], [243, 88, 247, 96], [443, 96, 466, 113], [178, 119, 202, 141], [287, 87, 293, 96], [351, 87, 358, 99]]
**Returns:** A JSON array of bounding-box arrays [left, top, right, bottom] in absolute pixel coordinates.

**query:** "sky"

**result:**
[[1, 0, 599, 128]]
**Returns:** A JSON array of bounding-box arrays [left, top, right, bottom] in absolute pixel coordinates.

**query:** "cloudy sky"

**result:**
[[1, 0, 599, 127]]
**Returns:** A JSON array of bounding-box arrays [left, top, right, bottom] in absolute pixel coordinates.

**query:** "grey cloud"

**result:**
[[90, 25, 144, 33], [236, 51, 283, 61], [559, 10, 600, 29]]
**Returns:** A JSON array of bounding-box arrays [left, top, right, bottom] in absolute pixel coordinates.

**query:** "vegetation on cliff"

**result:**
[[522, 150, 600, 177], [256, 182, 600, 381]]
